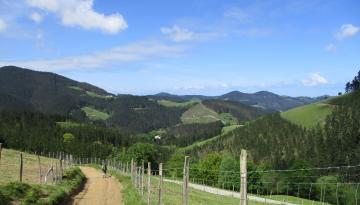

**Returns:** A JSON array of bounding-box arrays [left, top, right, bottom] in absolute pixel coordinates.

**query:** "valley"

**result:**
[[1, 66, 360, 205]]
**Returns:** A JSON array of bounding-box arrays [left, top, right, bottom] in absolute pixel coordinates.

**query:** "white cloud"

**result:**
[[335, 24, 359, 40], [161, 25, 194, 42], [26, 0, 127, 34], [0, 41, 187, 71], [0, 19, 7, 33], [224, 7, 250, 22], [325, 43, 336, 53], [29, 12, 43, 23], [160, 24, 225, 42], [301, 73, 328, 86]]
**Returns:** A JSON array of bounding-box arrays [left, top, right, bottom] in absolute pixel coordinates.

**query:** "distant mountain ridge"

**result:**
[[151, 91, 327, 112], [0, 66, 327, 132]]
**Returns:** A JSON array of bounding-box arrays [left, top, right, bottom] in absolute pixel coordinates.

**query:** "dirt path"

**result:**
[[69, 167, 123, 205]]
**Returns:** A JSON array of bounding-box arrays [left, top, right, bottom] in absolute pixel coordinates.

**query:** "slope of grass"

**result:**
[[85, 91, 113, 99], [81, 106, 110, 121], [157, 100, 199, 108], [0, 149, 61, 185], [56, 121, 82, 128], [263, 195, 328, 205], [181, 103, 237, 124], [280, 102, 333, 128], [0, 167, 85, 205], [180, 124, 242, 152], [144, 177, 323, 205], [110, 171, 146, 205]]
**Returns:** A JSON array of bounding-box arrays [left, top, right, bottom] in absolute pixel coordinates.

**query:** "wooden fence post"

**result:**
[[240, 149, 247, 205], [141, 161, 145, 196], [158, 163, 163, 205], [183, 156, 190, 205], [147, 162, 151, 205], [38, 155, 42, 184], [0, 143, 2, 163], [59, 158, 63, 181], [55, 162, 58, 184], [19, 153, 23, 182], [131, 159, 134, 184]]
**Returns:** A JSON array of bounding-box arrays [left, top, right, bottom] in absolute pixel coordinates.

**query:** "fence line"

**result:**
[[0, 149, 75, 185]]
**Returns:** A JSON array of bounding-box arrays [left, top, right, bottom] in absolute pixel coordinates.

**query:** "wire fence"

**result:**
[[2, 145, 359, 205], [0, 148, 75, 185]]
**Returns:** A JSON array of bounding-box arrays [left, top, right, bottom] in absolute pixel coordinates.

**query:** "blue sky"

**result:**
[[0, 0, 359, 97]]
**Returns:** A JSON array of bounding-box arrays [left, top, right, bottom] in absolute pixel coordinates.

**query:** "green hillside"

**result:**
[[81, 106, 110, 121], [280, 102, 333, 128], [157, 99, 199, 108], [181, 103, 237, 124]]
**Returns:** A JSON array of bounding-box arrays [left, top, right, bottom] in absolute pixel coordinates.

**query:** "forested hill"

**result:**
[[186, 91, 360, 169], [0, 65, 111, 114], [150, 91, 325, 112], [0, 66, 184, 133]]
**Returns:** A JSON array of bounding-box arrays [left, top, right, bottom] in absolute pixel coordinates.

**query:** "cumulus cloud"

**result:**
[[301, 73, 328, 86], [26, 0, 127, 34], [325, 43, 336, 53], [160, 24, 225, 42], [29, 12, 43, 23], [335, 24, 359, 40], [161, 25, 194, 42], [0, 19, 7, 33], [0, 41, 187, 71]]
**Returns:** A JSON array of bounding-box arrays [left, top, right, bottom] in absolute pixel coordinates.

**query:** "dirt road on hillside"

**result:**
[[69, 167, 123, 205]]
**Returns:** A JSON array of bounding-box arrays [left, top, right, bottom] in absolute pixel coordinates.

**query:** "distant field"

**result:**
[[56, 121, 81, 128], [0, 149, 59, 185], [157, 99, 199, 108], [81, 106, 110, 121], [68, 86, 113, 99], [181, 103, 237, 124], [181, 124, 242, 152], [281, 102, 333, 128]]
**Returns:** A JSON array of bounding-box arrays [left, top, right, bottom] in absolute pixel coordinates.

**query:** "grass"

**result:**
[[56, 121, 81, 128], [180, 124, 242, 152], [85, 91, 113, 99], [68, 86, 113, 99], [280, 102, 333, 128], [110, 171, 146, 205], [157, 100, 199, 108], [0, 167, 85, 205], [81, 106, 110, 121], [181, 103, 237, 124], [145, 177, 267, 205], [68, 86, 83, 92], [263, 195, 329, 205], [0, 149, 62, 185]]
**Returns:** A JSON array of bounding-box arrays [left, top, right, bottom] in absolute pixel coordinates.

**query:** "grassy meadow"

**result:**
[[81, 106, 110, 121], [281, 102, 333, 128], [181, 103, 238, 124], [0, 149, 61, 185]]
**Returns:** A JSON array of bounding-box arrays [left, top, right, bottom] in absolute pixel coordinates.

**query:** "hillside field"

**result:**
[[81, 106, 110, 121], [157, 99, 199, 108], [0, 149, 60, 185], [181, 103, 238, 124], [280, 102, 333, 128]]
